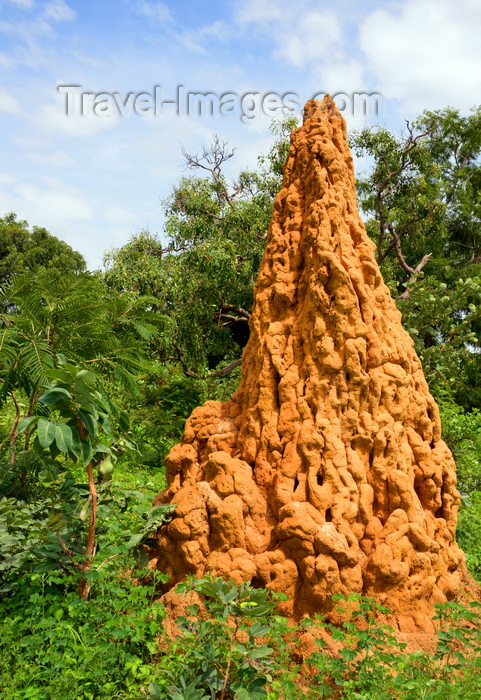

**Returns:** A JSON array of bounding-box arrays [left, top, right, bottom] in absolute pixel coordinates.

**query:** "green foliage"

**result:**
[[398, 276, 481, 402], [104, 119, 297, 377], [152, 576, 283, 700], [0, 212, 86, 284], [19, 358, 115, 465], [0, 465, 173, 583], [439, 400, 481, 493], [351, 106, 481, 409], [305, 594, 407, 699], [0, 568, 166, 699], [457, 491, 481, 581], [125, 364, 242, 472], [0, 268, 166, 501], [302, 594, 481, 699], [0, 269, 163, 395]]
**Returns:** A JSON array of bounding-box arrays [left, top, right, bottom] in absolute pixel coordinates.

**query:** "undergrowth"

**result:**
[[1, 467, 481, 699], [2, 570, 481, 700]]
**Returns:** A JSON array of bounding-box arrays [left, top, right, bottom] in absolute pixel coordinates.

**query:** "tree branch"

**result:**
[[9, 390, 21, 464], [56, 532, 85, 571], [166, 351, 242, 379], [220, 304, 251, 319], [209, 359, 242, 377], [396, 253, 432, 300], [182, 135, 242, 204]]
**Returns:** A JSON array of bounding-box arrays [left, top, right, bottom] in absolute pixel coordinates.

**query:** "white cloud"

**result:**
[[360, 0, 481, 112], [235, 0, 341, 67], [5, 0, 35, 8], [105, 205, 138, 226], [0, 87, 22, 114], [0, 173, 17, 186], [0, 175, 94, 258], [235, 0, 286, 27], [178, 20, 228, 54], [0, 52, 13, 67], [28, 149, 76, 168], [12, 181, 93, 219], [319, 59, 366, 98], [0, 0, 75, 49], [35, 100, 120, 138], [43, 1, 76, 23], [136, 1, 173, 26], [278, 11, 341, 67]]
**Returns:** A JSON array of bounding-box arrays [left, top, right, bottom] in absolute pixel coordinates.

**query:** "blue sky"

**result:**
[[1, 0, 480, 269]]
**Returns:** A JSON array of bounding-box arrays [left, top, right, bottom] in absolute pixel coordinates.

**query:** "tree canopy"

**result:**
[[0, 212, 86, 283], [350, 106, 481, 408], [104, 120, 297, 377]]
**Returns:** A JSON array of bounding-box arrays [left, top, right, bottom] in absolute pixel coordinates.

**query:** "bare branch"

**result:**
[[56, 532, 84, 571], [397, 254, 432, 300], [95, 553, 121, 571], [209, 359, 242, 377], [182, 135, 241, 203], [182, 135, 236, 174], [388, 224, 416, 275], [221, 315, 249, 326], [166, 349, 242, 379], [220, 304, 251, 319]]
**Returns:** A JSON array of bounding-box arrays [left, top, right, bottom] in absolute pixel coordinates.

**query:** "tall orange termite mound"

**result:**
[[150, 97, 468, 632]]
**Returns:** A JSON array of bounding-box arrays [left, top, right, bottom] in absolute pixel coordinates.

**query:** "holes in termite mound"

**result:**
[[325, 508, 332, 522], [293, 476, 300, 491], [317, 472, 324, 487]]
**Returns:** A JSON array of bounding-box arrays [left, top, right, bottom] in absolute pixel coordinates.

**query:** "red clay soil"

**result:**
[[149, 96, 477, 636]]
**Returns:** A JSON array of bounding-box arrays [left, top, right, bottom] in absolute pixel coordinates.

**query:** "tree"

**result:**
[[104, 118, 298, 378], [350, 106, 481, 407], [0, 213, 86, 283], [0, 269, 163, 469], [17, 360, 116, 599]]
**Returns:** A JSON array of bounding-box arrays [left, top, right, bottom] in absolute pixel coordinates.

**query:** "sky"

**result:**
[[1, 0, 480, 270]]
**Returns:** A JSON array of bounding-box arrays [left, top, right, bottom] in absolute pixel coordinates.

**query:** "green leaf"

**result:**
[[54, 423, 73, 453], [93, 443, 112, 455], [37, 418, 57, 448], [69, 425, 83, 459], [43, 368, 75, 385], [126, 533, 144, 549], [81, 439, 94, 467], [79, 409, 97, 437], [98, 414, 112, 435], [148, 682, 162, 699], [79, 497, 90, 521], [76, 369, 97, 385], [38, 387, 72, 404], [61, 362, 80, 378], [119, 409, 130, 431], [72, 383, 98, 403], [77, 395, 98, 415], [17, 415, 39, 433]]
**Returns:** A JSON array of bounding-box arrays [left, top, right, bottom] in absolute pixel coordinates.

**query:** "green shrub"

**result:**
[[0, 569, 166, 699], [457, 490, 481, 582]]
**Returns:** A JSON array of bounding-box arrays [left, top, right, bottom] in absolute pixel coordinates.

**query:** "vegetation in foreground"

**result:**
[[1, 534, 481, 700], [2, 105, 481, 698]]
